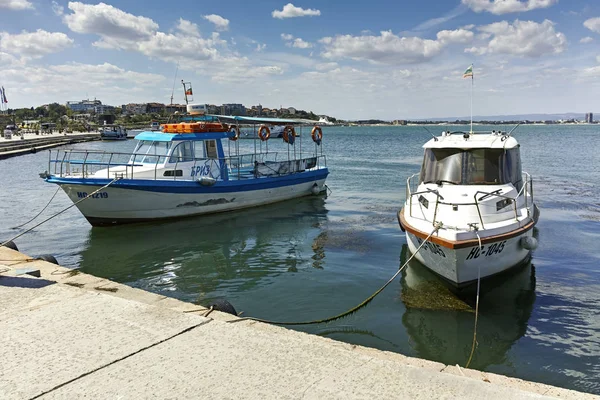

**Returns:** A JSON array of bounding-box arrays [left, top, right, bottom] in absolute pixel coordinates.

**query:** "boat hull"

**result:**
[[405, 229, 534, 287], [52, 170, 328, 226]]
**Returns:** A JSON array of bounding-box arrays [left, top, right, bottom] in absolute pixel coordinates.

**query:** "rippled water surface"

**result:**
[[1, 125, 599, 394]]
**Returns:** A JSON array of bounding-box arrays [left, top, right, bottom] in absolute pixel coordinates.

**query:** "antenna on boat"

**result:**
[[170, 62, 179, 105], [421, 126, 438, 141], [507, 122, 521, 137]]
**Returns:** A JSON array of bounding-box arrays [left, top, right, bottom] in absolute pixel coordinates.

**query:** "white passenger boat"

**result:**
[[398, 130, 539, 287], [41, 110, 328, 226], [100, 124, 127, 140]]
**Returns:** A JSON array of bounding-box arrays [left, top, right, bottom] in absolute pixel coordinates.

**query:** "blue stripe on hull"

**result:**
[[47, 168, 329, 194]]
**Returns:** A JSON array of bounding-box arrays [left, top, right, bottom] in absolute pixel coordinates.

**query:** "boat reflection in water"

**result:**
[[77, 196, 329, 303], [399, 233, 537, 370]]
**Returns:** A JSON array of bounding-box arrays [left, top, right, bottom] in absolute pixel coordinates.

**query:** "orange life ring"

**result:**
[[283, 126, 296, 144], [229, 125, 240, 141], [311, 126, 323, 144], [258, 125, 271, 141]]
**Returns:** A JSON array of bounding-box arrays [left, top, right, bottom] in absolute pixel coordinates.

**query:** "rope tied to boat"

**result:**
[[465, 228, 483, 368], [229, 222, 443, 326], [10, 186, 61, 230], [1, 178, 122, 248]]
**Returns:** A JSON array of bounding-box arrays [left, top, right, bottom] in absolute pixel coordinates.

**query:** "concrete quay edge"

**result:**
[[0, 246, 596, 399]]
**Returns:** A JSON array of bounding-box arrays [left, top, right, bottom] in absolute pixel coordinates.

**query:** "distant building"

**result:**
[[285, 107, 296, 115], [221, 103, 246, 116], [393, 120, 407, 125], [146, 102, 165, 114], [585, 112, 594, 123], [66, 99, 102, 113], [94, 104, 115, 114], [124, 103, 147, 115], [164, 104, 186, 114]]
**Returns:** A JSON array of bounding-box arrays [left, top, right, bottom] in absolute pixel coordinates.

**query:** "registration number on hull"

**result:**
[[465, 241, 506, 260], [77, 191, 108, 199]]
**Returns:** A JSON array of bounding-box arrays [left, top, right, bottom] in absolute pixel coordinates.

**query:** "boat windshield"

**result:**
[[131, 141, 171, 164], [420, 147, 522, 189]]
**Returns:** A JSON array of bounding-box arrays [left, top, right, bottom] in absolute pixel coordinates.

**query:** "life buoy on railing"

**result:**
[[283, 125, 296, 145], [258, 125, 271, 141], [311, 126, 323, 145], [229, 125, 240, 141]]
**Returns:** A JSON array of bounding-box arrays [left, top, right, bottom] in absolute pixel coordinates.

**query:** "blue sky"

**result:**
[[1, 0, 600, 119]]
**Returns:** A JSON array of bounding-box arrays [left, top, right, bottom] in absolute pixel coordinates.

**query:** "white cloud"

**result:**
[[580, 36, 594, 44], [272, 3, 320, 19], [64, 2, 159, 41], [436, 28, 474, 44], [467, 20, 566, 57], [51, 1, 64, 16], [583, 17, 600, 34], [281, 33, 294, 41], [315, 62, 338, 71], [203, 14, 229, 31], [320, 30, 450, 64], [176, 18, 200, 37], [291, 38, 312, 48], [0, 0, 33, 10], [0, 29, 74, 58], [462, 0, 557, 15], [255, 43, 266, 52]]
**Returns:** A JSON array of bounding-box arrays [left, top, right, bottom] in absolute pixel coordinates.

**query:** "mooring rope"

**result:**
[[1, 178, 121, 248], [10, 186, 61, 230], [229, 223, 442, 326], [465, 230, 483, 368]]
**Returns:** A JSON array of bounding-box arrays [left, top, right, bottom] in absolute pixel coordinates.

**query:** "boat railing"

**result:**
[[406, 171, 534, 230], [47, 149, 326, 181]]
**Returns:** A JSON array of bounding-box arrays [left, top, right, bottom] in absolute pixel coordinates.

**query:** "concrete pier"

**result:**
[[0, 246, 596, 399], [0, 132, 100, 159]]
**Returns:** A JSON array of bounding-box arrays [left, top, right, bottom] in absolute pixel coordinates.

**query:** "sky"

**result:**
[[1, 0, 600, 120]]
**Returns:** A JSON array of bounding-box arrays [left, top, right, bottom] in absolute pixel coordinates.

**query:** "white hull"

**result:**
[[405, 228, 534, 286], [59, 178, 327, 225]]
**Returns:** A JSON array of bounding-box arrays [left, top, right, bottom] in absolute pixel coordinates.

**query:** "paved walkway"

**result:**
[[0, 246, 596, 399]]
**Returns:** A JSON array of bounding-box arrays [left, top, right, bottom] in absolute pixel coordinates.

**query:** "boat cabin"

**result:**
[[420, 131, 522, 190]]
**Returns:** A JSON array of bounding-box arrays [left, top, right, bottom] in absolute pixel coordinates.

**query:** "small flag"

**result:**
[[463, 65, 473, 79], [185, 88, 193, 96]]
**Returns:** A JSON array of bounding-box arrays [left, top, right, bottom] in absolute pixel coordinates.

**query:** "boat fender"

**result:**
[[311, 126, 323, 145], [520, 236, 538, 251], [283, 126, 296, 145], [258, 125, 271, 141], [207, 299, 238, 316], [1, 240, 18, 251], [311, 183, 321, 195], [229, 126, 240, 141], [37, 254, 59, 265], [196, 176, 216, 186]]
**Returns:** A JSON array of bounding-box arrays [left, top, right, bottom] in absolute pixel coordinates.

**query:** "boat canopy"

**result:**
[[213, 115, 311, 125], [424, 131, 519, 149], [134, 131, 234, 141]]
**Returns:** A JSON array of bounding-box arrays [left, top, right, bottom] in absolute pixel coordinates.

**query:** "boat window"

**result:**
[[169, 141, 194, 163], [420, 149, 462, 185], [131, 141, 170, 164], [205, 140, 218, 159], [420, 147, 523, 187]]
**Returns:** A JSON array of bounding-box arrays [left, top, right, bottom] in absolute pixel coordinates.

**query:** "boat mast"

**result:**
[[470, 63, 474, 134], [170, 62, 179, 105]]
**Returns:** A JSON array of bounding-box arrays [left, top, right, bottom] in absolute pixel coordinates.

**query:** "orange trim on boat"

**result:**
[[397, 206, 539, 249]]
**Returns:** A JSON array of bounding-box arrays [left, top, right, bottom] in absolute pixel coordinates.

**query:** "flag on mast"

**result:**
[[463, 64, 473, 79]]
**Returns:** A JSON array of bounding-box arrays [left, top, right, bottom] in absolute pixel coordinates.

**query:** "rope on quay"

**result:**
[[0, 178, 121, 248], [465, 229, 483, 369], [10, 186, 61, 230], [229, 223, 442, 326]]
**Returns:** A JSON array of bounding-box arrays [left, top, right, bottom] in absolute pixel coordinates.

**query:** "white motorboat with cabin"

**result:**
[[398, 129, 539, 287], [41, 105, 329, 226], [100, 124, 127, 140]]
